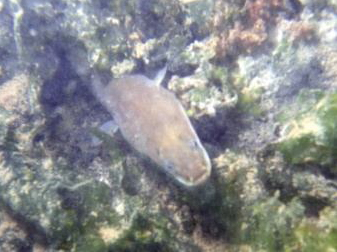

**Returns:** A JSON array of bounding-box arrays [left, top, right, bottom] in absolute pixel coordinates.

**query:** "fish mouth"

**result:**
[[176, 167, 211, 187], [191, 168, 211, 186], [190, 154, 212, 186]]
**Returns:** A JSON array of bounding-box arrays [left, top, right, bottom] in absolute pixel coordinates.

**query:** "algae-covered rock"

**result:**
[[0, 74, 117, 249], [242, 192, 305, 252], [108, 213, 199, 252], [277, 90, 337, 174], [211, 153, 334, 252], [294, 206, 337, 251], [168, 37, 237, 118]]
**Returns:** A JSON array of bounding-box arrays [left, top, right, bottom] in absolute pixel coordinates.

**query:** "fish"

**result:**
[[91, 68, 211, 186]]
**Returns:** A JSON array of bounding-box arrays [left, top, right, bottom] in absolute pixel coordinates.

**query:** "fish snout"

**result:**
[[190, 165, 211, 186], [178, 156, 211, 186]]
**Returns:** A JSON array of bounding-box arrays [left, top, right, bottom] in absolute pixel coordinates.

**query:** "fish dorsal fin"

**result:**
[[153, 65, 167, 87]]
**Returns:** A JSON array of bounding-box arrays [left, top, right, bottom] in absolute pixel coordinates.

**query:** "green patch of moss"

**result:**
[[80, 181, 121, 227], [292, 207, 337, 251], [75, 233, 107, 252], [237, 87, 264, 116], [90, 127, 125, 164], [108, 213, 175, 252], [52, 181, 121, 250], [277, 90, 325, 123], [277, 133, 332, 165], [231, 71, 264, 116], [213, 178, 244, 241], [276, 90, 337, 174], [188, 87, 212, 104], [272, 37, 293, 60], [241, 193, 305, 252], [207, 66, 229, 87]]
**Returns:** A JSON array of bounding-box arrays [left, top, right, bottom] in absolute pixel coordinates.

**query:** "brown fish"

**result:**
[[92, 69, 211, 186]]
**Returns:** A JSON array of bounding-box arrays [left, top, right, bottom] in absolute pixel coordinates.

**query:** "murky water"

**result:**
[[0, 0, 336, 251]]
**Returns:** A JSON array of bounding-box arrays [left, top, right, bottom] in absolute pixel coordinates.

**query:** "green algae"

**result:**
[[209, 152, 334, 252], [191, 161, 302, 252], [241, 193, 305, 252], [237, 87, 264, 116], [0, 0, 336, 251], [188, 87, 213, 104], [231, 69, 264, 117], [0, 116, 124, 250], [272, 37, 293, 60], [207, 66, 229, 85], [277, 90, 337, 174], [211, 178, 243, 241], [90, 127, 125, 164], [108, 214, 175, 252], [293, 207, 337, 251], [51, 181, 122, 250], [75, 233, 107, 252]]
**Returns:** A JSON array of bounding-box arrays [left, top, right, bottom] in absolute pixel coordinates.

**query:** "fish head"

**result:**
[[157, 133, 211, 187]]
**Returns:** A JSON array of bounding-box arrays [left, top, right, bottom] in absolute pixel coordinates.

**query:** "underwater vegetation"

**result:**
[[277, 90, 337, 175], [0, 0, 336, 251]]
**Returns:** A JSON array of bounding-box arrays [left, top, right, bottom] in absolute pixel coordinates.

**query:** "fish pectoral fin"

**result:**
[[100, 120, 119, 135], [90, 120, 119, 146]]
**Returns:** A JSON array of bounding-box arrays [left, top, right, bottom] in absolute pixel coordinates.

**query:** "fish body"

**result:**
[[92, 73, 211, 186]]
